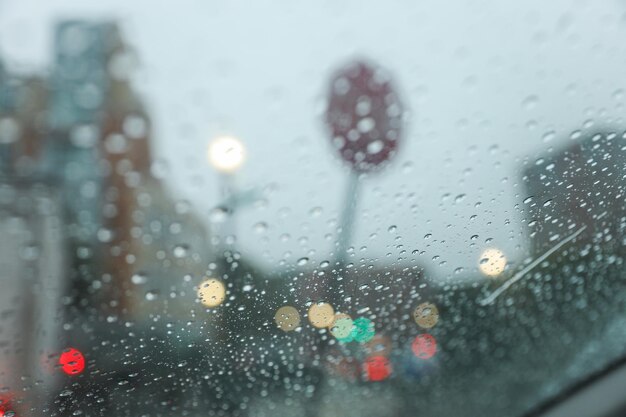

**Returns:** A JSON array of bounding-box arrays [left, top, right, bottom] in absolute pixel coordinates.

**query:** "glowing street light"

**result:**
[[207, 136, 246, 173], [363, 356, 392, 382], [413, 302, 439, 329], [274, 306, 300, 332], [197, 278, 226, 308], [308, 302, 335, 328], [479, 248, 507, 277]]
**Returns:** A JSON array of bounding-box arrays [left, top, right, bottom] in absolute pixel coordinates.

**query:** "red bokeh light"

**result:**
[[412, 334, 437, 359], [0, 392, 15, 416], [59, 347, 85, 375], [363, 355, 392, 382]]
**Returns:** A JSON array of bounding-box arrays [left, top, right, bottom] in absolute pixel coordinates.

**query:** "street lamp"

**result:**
[[479, 248, 507, 277], [197, 277, 226, 308], [207, 135, 246, 173]]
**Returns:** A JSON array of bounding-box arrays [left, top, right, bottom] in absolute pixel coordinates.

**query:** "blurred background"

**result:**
[[1, 1, 626, 416]]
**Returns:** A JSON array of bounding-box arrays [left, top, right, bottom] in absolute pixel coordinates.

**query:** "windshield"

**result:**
[[0, 1, 625, 416]]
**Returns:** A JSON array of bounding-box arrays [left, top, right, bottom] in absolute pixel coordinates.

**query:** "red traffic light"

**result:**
[[59, 347, 85, 375], [363, 355, 392, 381], [0, 393, 16, 417], [325, 59, 404, 172], [411, 334, 437, 359]]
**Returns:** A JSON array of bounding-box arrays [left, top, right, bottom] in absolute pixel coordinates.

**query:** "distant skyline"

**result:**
[[2, 0, 626, 280]]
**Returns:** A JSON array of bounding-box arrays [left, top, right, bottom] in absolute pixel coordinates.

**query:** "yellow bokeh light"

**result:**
[[197, 278, 226, 307], [207, 136, 246, 173], [275, 306, 300, 332], [308, 302, 335, 328], [413, 302, 439, 329], [479, 248, 507, 277]]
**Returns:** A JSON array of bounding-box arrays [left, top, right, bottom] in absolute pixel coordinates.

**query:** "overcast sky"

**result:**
[[2, 0, 626, 279]]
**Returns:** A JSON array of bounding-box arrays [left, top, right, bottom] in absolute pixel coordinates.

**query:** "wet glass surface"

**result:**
[[0, 1, 626, 416]]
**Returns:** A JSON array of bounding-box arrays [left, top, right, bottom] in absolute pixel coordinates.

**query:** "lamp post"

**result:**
[[207, 135, 246, 249]]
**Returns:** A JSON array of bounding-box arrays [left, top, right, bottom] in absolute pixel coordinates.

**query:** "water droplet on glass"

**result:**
[[209, 207, 229, 223], [309, 206, 323, 218], [173, 244, 189, 258], [401, 161, 414, 174], [145, 290, 159, 301], [131, 272, 148, 285], [542, 131, 556, 142], [522, 95, 538, 110], [253, 222, 268, 233]]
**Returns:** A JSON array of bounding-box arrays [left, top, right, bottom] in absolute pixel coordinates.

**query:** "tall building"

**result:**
[[522, 128, 626, 256], [0, 58, 63, 415], [0, 19, 214, 334]]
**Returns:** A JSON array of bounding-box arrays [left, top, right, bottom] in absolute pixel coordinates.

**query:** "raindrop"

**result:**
[[123, 115, 147, 139], [309, 207, 323, 217], [104, 133, 128, 154], [253, 222, 268, 233], [367, 140, 384, 154], [173, 244, 189, 258], [401, 161, 414, 174], [357, 117, 375, 133], [131, 272, 148, 285], [69, 124, 98, 148], [145, 290, 159, 301], [522, 95, 539, 110], [96, 228, 113, 243], [209, 207, 229, 223], [542, 131, 556, 142], [150, 159, 170, 179]]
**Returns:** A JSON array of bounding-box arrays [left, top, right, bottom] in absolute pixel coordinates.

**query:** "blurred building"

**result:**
[[0, 57, 64, 415], [522, 128, 626, 256], [44, 21, 213, 319], [0, 20, 213, 344]]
